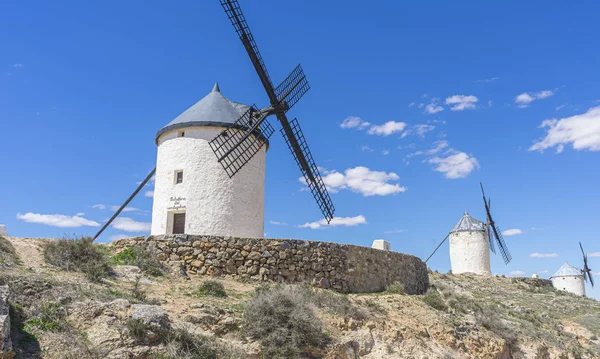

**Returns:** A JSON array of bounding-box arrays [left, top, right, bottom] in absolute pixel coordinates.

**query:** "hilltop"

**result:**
[[1, 236, 598, 359]]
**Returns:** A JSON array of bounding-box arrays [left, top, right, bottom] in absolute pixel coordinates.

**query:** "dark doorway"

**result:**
[[173, 213, 186, 234]]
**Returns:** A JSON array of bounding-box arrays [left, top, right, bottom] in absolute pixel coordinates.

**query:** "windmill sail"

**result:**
[[481, 183, 512, 264], [218, 0, 335, 222], [580, 242, 594, 287]]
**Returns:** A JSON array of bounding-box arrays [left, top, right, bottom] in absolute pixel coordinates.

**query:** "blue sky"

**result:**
[[1, 1, 599, 297]]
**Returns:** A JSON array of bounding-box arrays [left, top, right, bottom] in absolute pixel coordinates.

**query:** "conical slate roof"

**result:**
[[156, 83, 251, 142], [450, 211, 486, 233], [551, 262, 583, 278]]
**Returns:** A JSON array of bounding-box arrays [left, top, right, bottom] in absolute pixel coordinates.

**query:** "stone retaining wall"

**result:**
[[112, 235, 429, 294]]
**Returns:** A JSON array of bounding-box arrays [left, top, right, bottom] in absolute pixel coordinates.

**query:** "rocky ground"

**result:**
[[0, 236, 599, 359]]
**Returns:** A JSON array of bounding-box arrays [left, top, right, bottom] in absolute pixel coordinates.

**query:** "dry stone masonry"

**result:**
[[0, 285, 12, 357], [113, 235, 429, 294]]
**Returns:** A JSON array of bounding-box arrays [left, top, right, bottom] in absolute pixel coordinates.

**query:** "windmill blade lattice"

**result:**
[[209, 107, 274, 177], [281, 118, 335, 222], [580, 242, 594, 287], [481, 182, 512, 264]]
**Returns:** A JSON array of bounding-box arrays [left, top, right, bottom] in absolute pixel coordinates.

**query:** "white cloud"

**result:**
[[588, 252, 600, 257], [109, 234, 129, 242], [360, 145, 374, 152], [299, 215, 367, 229], [384, 229, 404, 234], [538, 270, 549, 274], [530, 253, 559, 258], [418, 103, 424, 109], [556, 104, 567, 111], [367, 121, 407, 136], [408, 102, 415, 108], [304, 166, 406, 196], [75, 212, 85, 216], [445, 95, 478, 111], [12, 64, 24, 68], [424, 103, 444, 115], [341, 116, 370, 130], [92, 204, 140, 212], [508, 270, 526, 276], [406, 140, 449, 159], [402, 124, 435, 138], [476, 77, 499, 84], [144, 190, 154, 198], [269, 220, 288, 226], [515, 90, 554, 108], [16, 212, 100, 228], [111, 217, 151, 232], [381, 149, 390, 155], [428, 152, 479, 179], [529, 107, 600, 153], [502, 228, 523, 236]]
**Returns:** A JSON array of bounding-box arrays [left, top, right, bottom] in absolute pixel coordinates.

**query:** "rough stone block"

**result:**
[[1, 285, 13, 356], [371, 239, 391, 251]]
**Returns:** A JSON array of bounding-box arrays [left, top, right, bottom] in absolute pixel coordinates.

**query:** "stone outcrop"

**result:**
[[0, 285, 13, 357], [113, 235, 429, 294]]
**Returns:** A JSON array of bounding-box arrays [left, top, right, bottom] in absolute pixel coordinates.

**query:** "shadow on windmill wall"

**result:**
[[112, 235, 429, 294]]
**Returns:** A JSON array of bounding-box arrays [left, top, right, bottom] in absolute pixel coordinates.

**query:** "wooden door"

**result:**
[[173, 213, 186, 234]]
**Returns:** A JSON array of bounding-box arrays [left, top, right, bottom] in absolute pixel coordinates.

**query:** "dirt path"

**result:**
[[7, 237, 50, 269]]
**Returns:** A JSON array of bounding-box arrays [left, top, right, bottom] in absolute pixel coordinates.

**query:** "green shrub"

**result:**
[[421, 288, 447, 311], [385, 282, 406, 295], [308, 287, 366, 320], [43, 236, 111, 282], [244, 285, 329, 359], [151, 326, 241, 359], [26, 302, 67, 332], [194, 280, 227, 298], [0, 236, 18, 266], [112, 246, 166, 277], [127, 318, 153, 343]]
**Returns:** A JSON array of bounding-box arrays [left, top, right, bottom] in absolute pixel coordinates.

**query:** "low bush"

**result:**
[[111, 246, 166, 277], [152, 325, 242, 359], [194, 280, 227, 298], [305, 286, 366, 320], [0, 236, 18, 266], [26, 302, 68, 332], [385, 282, 406, 295], [244, 285, 329, 359], [43, 236, 111, 282], [421, 288, 447, 311]]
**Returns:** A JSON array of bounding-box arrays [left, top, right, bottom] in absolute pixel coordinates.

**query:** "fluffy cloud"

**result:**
[[111, 217, 151, 232], [92, 204, 140, 212], [381, 149, 390, 155], [145, 191, 154, 198], [402, 124, 435, 138], [530, 253, 559, 258], [588, 252, 600, 257], [424, 103, 444, 115], [304, 166, 406, 196], [515, 90, 554, 108], [367, 121, 407, 136], [445, 95, 478, 111], [109, 234, 129, 241], [299, 215, 367, 229], [341, 116, 370, 130], [406, 140, 448, 159], [16, 212, 100, 228], [508, 270, 526, 276], [502, 228, 523, 236], [529, 107, 600, 153], [360, 145, 374, 152], [475, 77, 499, 84], [269, 220, 288, 226], [428, 152, 479, 179]]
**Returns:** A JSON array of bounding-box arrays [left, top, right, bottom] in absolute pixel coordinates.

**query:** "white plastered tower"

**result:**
[[151, 83, 267, 237], [449, 211, 491, 276], [551, 262, 586, 296]]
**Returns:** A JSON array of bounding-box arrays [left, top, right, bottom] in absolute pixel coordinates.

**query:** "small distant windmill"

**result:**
[[425, 183, 512, 272], [580, 242, 594, 287]]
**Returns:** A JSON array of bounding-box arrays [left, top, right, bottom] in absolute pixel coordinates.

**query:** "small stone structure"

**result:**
[[0, 225, 7, 237], [0, 285, 12, 357], [113, 235, 429, 294], [371, 239, 391, 251]]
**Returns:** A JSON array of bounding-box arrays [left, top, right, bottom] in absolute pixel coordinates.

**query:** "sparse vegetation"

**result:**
[[385, 281, 406, 295], [26, 302, 68, 332], [43, 236, 111, 282], [152, 325, 242, 359], [0, 235, 18, 266], [243, 285, 329, 359], [111, 246, 167, 277], [420, 288, 447, 311], [194, 280, 227, 298]]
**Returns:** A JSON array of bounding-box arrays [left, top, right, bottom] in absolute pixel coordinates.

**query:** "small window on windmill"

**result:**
[[179, 130, 185, 137], [174, 170, 183, 184]]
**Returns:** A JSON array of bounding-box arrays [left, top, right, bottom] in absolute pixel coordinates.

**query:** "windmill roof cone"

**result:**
[[450, 211, 486, 233], [551, 262, 582, 278], [156, 83, 252, 142]]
